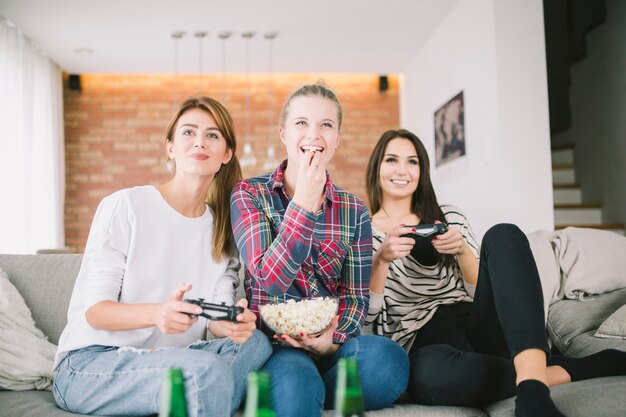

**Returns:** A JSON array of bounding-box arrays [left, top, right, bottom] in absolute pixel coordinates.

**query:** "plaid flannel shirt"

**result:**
[[230, 161, 372, 345]]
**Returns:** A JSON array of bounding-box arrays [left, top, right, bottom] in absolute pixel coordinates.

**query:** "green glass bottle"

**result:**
[[159, 368, 188, 417], [244, 371, 276, 417], [334, 358, 366, 417]]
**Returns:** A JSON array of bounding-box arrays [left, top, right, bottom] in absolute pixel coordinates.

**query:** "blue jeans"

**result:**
[[53, 330, 272, 417], [263, 335, 409, 417]]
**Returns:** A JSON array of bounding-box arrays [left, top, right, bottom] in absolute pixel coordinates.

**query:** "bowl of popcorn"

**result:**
[[260, 297, 339, 340]]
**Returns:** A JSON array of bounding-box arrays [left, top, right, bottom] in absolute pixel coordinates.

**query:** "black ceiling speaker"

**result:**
[[68, 74, 81, 91], [378, 75, 389, 92]]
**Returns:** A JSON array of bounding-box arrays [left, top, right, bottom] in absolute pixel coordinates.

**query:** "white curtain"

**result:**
[[0, 17, 65, 254]]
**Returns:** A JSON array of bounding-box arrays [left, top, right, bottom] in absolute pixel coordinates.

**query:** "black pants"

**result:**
[[408, 223, 551, 407]]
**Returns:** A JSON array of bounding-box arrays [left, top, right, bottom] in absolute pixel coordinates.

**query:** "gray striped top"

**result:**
[[366, 205, 480, 352]]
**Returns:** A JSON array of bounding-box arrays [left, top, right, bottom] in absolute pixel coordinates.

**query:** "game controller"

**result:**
[[401, 223, 448, 240], [184, 298, 244, 322]]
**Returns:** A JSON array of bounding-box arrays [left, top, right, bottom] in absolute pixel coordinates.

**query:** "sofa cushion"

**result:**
[[6, 379, 626, 417], [596, 305, 626, 340], [0, 391, 94, 417], [0, 255, 82, 345], [554, 227, 626, 299], [0, 390, 488, 417], [350, 404, 486, 416], [547, 288, 626, 357], [485, 376, 626, 417], [0, 267, 56, 391]]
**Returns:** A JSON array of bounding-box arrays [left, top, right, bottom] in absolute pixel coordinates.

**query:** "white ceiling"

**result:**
[[0, 0, 458, 74]]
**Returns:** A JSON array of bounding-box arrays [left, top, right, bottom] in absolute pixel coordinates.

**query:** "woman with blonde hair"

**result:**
[[231, 84, 409, 417]]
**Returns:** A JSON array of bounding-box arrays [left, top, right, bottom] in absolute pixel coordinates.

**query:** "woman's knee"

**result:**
[[353, 335, 409, 376], [264, 350, 325, 415], [264, 349, 324, 397], [347, 336, 409, 409], [483, 223, 524, 247], [240, 329, 273, 366], [251, 329, 273, 358]]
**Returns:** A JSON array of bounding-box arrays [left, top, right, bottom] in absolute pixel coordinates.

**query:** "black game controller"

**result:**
[[401, 223, 448, 240], [184, 298, 244, 322]]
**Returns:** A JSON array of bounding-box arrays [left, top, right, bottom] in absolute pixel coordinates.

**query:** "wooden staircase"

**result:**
[[552, 144, 624, 235]]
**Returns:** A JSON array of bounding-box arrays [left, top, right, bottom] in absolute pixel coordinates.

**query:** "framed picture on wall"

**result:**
[[434, 91, 465, 167]]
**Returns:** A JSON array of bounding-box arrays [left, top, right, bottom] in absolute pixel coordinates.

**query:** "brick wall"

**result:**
[[64, 74, 399, 251]]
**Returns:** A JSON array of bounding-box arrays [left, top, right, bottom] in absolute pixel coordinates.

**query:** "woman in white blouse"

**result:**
[[53, 97, 271, 417], [365, 129, 626, 417]]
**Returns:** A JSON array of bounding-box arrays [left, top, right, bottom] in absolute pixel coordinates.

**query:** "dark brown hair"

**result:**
[[165, 97, 242, 261], [366, 129, 454, 267]]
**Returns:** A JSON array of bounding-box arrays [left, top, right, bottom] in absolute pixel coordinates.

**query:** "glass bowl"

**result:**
[[260, 297, 339, 340]]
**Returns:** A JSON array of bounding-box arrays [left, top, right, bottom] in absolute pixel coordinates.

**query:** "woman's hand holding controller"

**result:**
[[375, 225, 417, 264], [431, 221, 468, 256], [153, 283, 202, 334], [208, 299, 258, 344]]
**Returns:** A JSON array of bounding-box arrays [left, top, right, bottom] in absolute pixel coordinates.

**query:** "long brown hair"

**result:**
[[165, 97, 242, 261], [366, 129, 454, 267]]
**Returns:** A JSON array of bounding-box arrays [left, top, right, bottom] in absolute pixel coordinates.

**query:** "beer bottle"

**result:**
[[159, 368, 188, 417], [334, 358, 366, 417], [244, 371, 276, 417]]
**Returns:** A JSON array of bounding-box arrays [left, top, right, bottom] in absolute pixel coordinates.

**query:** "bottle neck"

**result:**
[[335, 358, 365, 417], [160, 368, 188, 417], [257, 379, 273, 411], [244, 372, 275, 417]]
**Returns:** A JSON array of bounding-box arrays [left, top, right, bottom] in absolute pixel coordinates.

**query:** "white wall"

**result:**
[[400, 0, 553, 239]]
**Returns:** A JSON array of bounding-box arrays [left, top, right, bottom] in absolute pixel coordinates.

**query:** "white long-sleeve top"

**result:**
[[54, 185, 239, 369]]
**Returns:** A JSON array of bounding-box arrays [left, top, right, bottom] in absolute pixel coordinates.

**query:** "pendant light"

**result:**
[[239, 32, 257, 169], [263, 32, 279, 171], [167, 31, 185, 173], [194, 31, 208, 92], [171, 30, 185, 110], [218, 31, 232, 104]]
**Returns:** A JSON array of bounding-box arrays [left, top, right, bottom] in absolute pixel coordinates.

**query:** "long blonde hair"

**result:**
[[164, 97, 242, 261]]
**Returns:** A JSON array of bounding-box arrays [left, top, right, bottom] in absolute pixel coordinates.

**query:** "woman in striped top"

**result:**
[[365, 129, 626, 417]]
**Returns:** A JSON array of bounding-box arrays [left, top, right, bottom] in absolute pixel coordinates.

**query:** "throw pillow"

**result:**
[[554, 227, 626, 299], [0, 267, 57, 391], [596, 305, 626, 340], [547, 288, 626, 357]]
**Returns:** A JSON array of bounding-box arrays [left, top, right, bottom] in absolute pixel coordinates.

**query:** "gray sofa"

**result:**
[[1, 254, 625, 417]]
